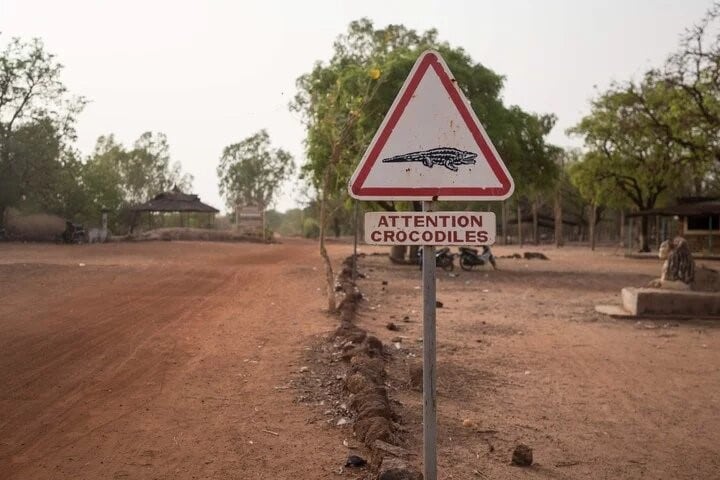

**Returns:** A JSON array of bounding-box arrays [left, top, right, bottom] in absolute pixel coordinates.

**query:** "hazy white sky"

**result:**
[[1, 0, 712, 212]]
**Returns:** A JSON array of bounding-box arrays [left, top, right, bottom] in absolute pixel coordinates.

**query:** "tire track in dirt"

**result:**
[[0, 240, 352, 480]]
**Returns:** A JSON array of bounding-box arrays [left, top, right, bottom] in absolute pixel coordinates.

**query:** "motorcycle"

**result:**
[[60, 221, 88, 244], [459, 245, 497, 271], [416, 246, 455, 271]]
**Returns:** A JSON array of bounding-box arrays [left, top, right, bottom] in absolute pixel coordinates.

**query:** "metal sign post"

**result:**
[[348, 50, 515, 480], [422, 200, 438, 480], [353, 200, 359, 279]]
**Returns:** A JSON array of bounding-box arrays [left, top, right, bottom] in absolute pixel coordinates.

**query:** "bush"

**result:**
[[303, 218, 320, 239], [4, 208, 65, 241]]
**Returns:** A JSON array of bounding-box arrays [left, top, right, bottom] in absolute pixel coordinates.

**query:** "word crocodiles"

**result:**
[[381, 147, 477, 172]]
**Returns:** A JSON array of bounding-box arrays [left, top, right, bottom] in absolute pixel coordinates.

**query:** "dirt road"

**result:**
[[0, 240, 350, 480]]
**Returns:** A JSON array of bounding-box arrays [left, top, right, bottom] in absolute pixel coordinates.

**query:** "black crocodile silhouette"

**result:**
[[381, 147, 477, 172]]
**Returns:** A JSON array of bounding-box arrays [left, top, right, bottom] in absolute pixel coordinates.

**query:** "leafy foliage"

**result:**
[[292, 19, 559, 214], [217, 130, 294, 210], [0, 37, 86, 218]]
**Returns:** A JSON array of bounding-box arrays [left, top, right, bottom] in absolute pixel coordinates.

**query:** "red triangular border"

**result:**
[[349, 51, 513, 200]]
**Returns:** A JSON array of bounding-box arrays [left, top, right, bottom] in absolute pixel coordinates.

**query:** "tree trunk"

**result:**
[[517, 203, 523, 247], [318, 168, 336, 312], [389, 245, 408, 263], [333, 216, 341, 238], [501, 201, 508, 245], [639, 215, 650, 252], [554, 190, 563, 248], [589, 202, 597, 251], [619, 210, 625, 248], [532, 200, 539, 245]]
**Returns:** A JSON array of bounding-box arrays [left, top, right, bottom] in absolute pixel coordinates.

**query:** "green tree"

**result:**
[[568, 151, 629, 250], [650, 2, 720, 172], [292, 19, 516, 212], [81, 135, 126, 218], [217, 130, 295, 212], [502, 108, 560, 245], [79, 132, 194, 230], [292, 19, 559, 308], [0, 37, 86, 220], [121, 131, 192, 203], [570, 80, 685, 251]]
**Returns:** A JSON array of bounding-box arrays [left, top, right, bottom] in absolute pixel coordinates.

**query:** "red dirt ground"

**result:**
[[355, 245, 720, 479], [2, 240, 719, 480], [0, 239, 352, 480]]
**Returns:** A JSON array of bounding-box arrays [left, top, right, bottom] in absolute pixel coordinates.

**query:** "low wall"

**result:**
[[622, 287, 720, 316]]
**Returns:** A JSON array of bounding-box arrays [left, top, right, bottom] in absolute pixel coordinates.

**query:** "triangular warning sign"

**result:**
[[349, 50, 514, 201]]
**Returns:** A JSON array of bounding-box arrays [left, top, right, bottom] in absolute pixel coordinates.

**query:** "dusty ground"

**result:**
[[2, 239, 719, 480], [355, 245, 720, 479], [0, 239, 354, 480]]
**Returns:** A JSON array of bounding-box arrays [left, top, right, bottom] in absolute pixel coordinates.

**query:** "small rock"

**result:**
[[345, 454, 367, 468], [402, 316, 411, 322], [299, 366, 310, 373], [386, 322, 399, 331], [511, 444, 533, 466], [336, 417, 351, 426], [378, 456, 423, 480], [462, 418, 476, 428], [436, 301, 444, 308]]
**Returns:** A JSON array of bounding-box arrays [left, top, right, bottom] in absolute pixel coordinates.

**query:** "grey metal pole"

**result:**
[[353, 201, 359, 279], [422, 200, 437, 480]]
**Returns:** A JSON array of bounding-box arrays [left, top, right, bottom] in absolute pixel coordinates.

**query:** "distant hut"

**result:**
[[627, 197, 720, 253], [131, 186, 219, 231]]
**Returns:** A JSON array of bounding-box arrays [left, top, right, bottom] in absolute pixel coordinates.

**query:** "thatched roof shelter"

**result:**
[[130, 187, 219, 232], [131, 186, 219, 214]]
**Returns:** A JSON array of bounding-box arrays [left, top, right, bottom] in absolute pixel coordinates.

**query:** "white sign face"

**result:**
[[364, 212, 496, 246], [349, 50, 514, 201]]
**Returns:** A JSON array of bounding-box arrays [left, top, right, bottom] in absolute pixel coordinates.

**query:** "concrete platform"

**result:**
[[595, 304, 634, 318], [621, 287, 720, 316]]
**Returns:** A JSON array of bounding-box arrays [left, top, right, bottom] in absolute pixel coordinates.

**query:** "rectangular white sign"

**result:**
[[364, 211, 496, 246]]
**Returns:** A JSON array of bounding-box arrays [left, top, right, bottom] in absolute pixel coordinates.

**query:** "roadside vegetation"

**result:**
[[3, 6, 720, 253]]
